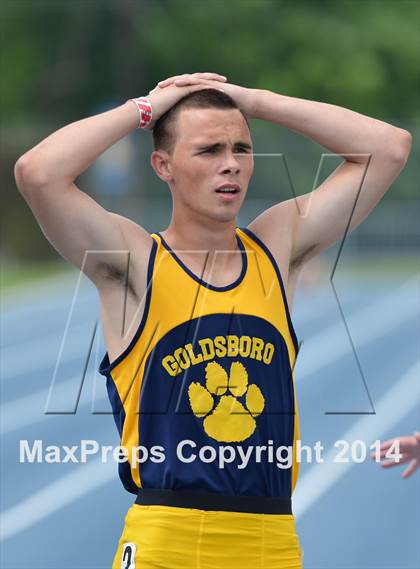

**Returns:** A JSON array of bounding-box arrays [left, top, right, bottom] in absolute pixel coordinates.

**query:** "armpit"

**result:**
[[95, 261, 139, 301], [290, 243, 319, 271]]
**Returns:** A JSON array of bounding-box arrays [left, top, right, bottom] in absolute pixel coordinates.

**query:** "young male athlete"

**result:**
[[15, 72, 411, 568]]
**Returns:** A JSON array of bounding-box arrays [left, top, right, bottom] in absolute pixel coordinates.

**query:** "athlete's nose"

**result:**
[[220, 151, 241, 175]]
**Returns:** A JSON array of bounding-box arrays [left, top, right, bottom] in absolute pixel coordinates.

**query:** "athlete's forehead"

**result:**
[[175, 107, 252, 148]]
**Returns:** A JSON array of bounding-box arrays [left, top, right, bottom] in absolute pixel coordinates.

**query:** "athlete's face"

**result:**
[[162, 107, 254, 223]]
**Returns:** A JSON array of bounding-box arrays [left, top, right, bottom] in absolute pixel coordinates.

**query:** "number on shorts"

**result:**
[[121, 542, 136, 569]]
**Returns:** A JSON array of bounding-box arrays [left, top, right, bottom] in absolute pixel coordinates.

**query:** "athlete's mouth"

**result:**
[[215, 183, 240, 194]]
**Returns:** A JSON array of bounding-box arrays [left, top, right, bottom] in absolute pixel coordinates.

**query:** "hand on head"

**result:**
[[142, 73, 228, 129], [156, 72, 228, 89], [143, 72, 256, 127]]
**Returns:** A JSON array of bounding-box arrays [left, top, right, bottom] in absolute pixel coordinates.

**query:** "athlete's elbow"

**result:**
[[14, 153, 50, 193], [387, 128, 412, 165]]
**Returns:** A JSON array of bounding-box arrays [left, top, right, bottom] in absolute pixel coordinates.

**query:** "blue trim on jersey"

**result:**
[[156, 229, 248, 292], [240, 227, 299, 355], [105, 374, 125, 437], [99, 238, 157, 375], [103, 371, 139, 495]]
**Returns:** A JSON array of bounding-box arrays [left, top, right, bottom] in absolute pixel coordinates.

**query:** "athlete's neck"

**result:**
[[161, 221, 239, 254]]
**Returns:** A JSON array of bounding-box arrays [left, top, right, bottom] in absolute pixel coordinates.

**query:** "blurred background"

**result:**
[[1, 1, 419, 568]]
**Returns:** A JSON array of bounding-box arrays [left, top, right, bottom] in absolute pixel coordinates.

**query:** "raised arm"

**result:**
[[246, 90, 412, 268], [14, 73, 227, 285], [14, 102, 152, 284]]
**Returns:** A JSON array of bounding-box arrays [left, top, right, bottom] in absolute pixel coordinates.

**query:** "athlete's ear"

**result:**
[[150, 150, 173, 182]]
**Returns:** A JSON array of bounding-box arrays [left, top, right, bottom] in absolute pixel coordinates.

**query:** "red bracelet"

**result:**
[[129, 97, 153, 129]]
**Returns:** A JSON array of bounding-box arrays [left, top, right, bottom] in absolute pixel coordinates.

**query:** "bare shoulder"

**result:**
[[109, 212, 155, 251], [246, 200, 301, 309], [247, 200, 297, 270]]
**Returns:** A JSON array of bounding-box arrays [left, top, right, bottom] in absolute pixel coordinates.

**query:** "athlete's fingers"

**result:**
[[174, 78, 226, 90], [173, 77, 201, 86], [193, 72, 227, 81], [158, 73, 227, 88], [160, 72, 227, 85], [157, 74, 189, 87], [162, 76, 210, 87], [185, 81, 226, 95], [402, 459, 418, 479]]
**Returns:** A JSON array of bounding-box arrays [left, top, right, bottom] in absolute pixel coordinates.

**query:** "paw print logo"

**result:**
[[188, 361, 265, 442]]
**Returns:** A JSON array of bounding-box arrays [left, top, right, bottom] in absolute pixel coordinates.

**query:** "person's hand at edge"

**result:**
[[371, 432, 420, 479]]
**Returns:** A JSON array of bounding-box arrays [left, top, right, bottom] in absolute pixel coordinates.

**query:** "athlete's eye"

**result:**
[[199, 147, 251, 155]]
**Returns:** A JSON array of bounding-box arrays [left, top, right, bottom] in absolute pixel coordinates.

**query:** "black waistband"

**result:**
[[135, 488, 292, 515]]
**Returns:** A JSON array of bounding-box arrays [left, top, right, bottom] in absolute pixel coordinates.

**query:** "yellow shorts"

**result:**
[[112, 503, 303, 569]]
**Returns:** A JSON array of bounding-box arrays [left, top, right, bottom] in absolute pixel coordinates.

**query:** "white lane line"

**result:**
[[0, 456, 117, 542], [0, 291, 320, 381], [1, 267, 98, 379], [293, 359, 420, 519], [0, 375, 109, 436], [1, 322, 95, 381], [295, 275, 418, 381], [292, 287, 342, 326], [2, 276, 415, 381], [2, 277, 417, 434], [1, 294, 95, 351], [1, 273, 83, 316], [1, 290, 94, 328]]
